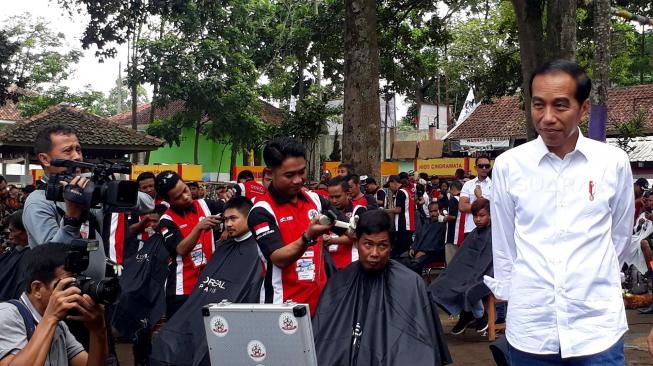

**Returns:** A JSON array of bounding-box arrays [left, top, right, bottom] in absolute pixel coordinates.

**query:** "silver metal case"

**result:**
[[202, 301, 318, 366]]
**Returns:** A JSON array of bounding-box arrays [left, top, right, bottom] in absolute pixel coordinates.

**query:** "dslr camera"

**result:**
[[64, 239, 121, 305], [45, 159, 138, 211]]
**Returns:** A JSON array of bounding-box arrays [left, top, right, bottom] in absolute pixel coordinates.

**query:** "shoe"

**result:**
[[638, 304, 653, 314], [451, 312, 475, 335], [475, 312, 489, 333]]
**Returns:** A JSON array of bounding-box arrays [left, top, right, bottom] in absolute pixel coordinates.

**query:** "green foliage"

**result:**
[[613, 110, 646, 154], [146, 116, 184, 147], [275, 94, 339, 142], [17, 86, 109, 117], [1, 13, 82, 90], [0, 30, 20, 104]]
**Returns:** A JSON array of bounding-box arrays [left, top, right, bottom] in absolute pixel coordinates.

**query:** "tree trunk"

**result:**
[[512, 0, 545, 141], [193, 121, 201, 165], [589, 0, 611, 141], [512, 0, 577, 141], [230, 143, 238, 177], [342, 0, 381, 180]]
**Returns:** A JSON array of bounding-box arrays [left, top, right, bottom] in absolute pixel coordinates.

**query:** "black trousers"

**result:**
[[166, 295, 189, 319]]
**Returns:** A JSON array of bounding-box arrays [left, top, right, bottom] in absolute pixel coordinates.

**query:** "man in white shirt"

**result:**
[[459, 156, 492, 235], [486, 59, 633, 364]]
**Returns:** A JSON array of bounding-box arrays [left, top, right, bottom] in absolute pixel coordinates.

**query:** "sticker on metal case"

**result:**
[[247, 340, 267, 362], [210, 315, 229, 337], [279, 312, 299, 335]]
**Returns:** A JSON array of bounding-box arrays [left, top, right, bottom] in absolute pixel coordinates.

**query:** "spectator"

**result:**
[[399, 201, 446, 274], [0, 242, 108, 366], [261, 168, 273, 191], [337, 163, 354, 177], [0, 210, 30, 301], [444, 181, 465, 248], [324, 176, 366, 269], [234, 170, 266, 200], [454, 169, 465, 182], [347, 174, 378, 210], [364, 177, 386, 208], [635, 178, 649, 225], [384, 175, 415, 258], [459, 156, 492, 235]]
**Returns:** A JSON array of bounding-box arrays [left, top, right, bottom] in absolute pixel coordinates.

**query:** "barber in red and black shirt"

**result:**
[[248, 137, 344, 315], [154, 171, 224, 318], [233, 169, 266, 201]]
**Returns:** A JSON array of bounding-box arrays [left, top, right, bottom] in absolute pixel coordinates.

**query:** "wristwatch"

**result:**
[[301, 232, 317, 247]]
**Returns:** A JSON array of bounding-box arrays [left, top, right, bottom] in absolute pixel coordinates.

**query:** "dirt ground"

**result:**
[[116, 309, 653, 365]]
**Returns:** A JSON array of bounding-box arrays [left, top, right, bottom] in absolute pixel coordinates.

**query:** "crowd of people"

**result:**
[[0, 59, 651, 366]]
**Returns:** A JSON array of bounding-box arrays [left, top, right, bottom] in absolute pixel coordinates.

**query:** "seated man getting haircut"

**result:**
[[313, 210, 451, 366]]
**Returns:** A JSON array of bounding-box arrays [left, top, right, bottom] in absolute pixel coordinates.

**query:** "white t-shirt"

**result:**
[[460, 177, 492, 233]]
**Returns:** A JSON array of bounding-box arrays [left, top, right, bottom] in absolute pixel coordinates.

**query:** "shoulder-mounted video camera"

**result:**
[[64, 239, 121, 305], [45, 159, 138, 211]]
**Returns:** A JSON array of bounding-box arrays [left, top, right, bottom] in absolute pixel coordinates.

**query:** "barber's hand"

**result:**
[[306, 216, 331, 240], [648, 327, 653, 357], [196, 216, 220, 231], [61, 175, 89, 219], [409, 248, 415, 258], [640, 218, 646, 225], [414, 251, 426, 259], [67, 294, 105, 333], [474, 185, 482, 199], [42, 278, 83, 324]]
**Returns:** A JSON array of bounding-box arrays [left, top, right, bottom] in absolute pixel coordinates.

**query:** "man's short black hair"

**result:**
[[7, 209, 24, 231], [419, 172, 429, 180], [347, 174, 360, 185], [34, 124, 77, 156], [0, 175, 6, 184], [224, 196, 253, 217], [450, 180, 463, 191], [22, 185, 35, 194], [237, 170, 255, 181], [187, 181, 199, 188], [337, 163, 354, 175], [155, 171, 181, 200], [24, 242, 70, 293], [136, 171, 156, 183], [428, 201, 439, 210], [263, 137, 306, 168], [529, 59, 592, 104], [475, 155, 491, 166], [327, 176, 350, 192], [454, 169, 465, 180], [355, 210, 393, 243]]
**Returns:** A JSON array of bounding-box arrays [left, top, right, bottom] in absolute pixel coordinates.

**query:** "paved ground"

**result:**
[[116, 309, 653, 365]]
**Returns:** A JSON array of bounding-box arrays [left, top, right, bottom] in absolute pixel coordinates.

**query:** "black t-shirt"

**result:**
[[375, 189, 387, 207], [445, 196, 459, 243]]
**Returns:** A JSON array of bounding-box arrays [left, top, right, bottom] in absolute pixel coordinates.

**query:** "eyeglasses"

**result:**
[[477, 164, 491, 169]]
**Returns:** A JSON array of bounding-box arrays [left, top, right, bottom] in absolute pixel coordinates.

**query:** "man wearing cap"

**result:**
[[385, 175, 415, 258], [364, 177, 386, 208], [635, 178, 649, 226]]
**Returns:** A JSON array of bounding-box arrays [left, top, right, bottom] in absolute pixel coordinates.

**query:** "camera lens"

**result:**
[[79, 277, 121, 305]]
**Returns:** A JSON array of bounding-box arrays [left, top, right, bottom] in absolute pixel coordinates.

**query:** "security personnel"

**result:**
[[248, 137, 343, 315]]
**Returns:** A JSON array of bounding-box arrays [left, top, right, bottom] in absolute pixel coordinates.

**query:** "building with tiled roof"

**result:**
[[109, 99, 283, 128], [0, 104, 163, 161], [446, 84, 653, 142]]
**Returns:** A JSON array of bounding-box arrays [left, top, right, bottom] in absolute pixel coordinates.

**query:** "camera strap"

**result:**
[[7, 299, 36, 341]]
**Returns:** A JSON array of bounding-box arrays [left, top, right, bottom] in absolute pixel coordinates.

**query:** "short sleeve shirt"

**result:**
[[0, 293, 84, 365], [460, 177, 492, 233]]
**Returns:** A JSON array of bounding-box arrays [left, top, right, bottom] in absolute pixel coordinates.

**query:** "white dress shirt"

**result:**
[[485, 132, 634, 358], [460, 176, 492, 233]]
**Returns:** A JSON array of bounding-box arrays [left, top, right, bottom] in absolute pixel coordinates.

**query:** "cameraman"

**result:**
[[23, 125, 154, 280], [0, 242, 107, 366]]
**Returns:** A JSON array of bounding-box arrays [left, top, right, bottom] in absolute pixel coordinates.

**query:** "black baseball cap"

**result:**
[[364, 177, 377, 185], [383, 175, 400, 188], [635, 178, 649, 189]]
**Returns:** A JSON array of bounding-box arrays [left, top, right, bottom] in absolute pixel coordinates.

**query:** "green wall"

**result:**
[[149, 128, 243, 173]]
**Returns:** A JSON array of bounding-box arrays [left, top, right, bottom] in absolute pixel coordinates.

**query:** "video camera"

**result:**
[[45, 159, 138, 211], [64, 239, 121, 305]]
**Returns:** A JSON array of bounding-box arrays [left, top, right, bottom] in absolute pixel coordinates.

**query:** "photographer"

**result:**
[[0, 242, 107, 366], [23, 125, 154, 280]]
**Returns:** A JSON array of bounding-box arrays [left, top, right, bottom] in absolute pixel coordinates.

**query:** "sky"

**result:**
[[0, 0, 408, 119], [1, 0, 130, 94]]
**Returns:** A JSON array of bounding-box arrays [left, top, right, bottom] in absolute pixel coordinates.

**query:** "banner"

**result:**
[[131, 164, 203, 181], [232, 166, 266, 181], [415, 158, 493, 176], [321, 161, 399, 177]]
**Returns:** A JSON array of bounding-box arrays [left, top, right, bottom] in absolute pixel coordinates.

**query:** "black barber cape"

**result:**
[[0, 246, 30, 301], [313, 260, 452, 366], [150, 233, 263, 366], [429, 226, 493, 315], [413, 220, 446, 254], [112, 232, 169, 339]]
